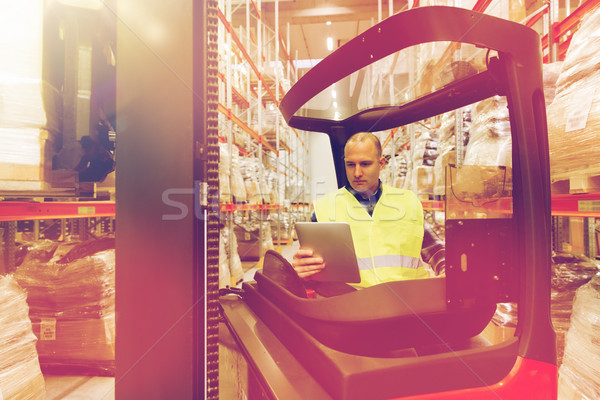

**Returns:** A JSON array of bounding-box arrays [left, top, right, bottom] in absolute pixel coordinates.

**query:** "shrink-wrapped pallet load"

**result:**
[[219, 142, 232, 203], [219, 225, 244, 288], [14, 238, 115, 375], [408, 128, 437, 197], [433, 112, 458, 196], [219, 142, 248, 203], [547, 7, 600, 187], [0, 0, 51, 190], [558, 275, 600, 399], [551, 253, 599, 365], [230, 146, 247, 203], [451, 96, 511, 201], [464, 96, 511, 168], [240, 157, 271, 204], [543, 62, 562, 107], [0, 275, 46, 399], [492, 252, 598, 366]]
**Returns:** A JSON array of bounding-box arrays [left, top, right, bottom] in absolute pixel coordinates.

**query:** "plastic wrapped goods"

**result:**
[[408, 129, 437, 195], [219, 142, 232, 203], [218, 142, 247, 203], [543, 62, 562, 107], [558, 275, 600, 399], [240, 157, 270, 204], [0, 0, 49, 183], [464, 96, 511, 167], [552, 252, 599, 365], [14, 239, 116, 374], [547, 6, 600, 179], [220, 225, 244, 288], [0, 275, 46, 399], [230, 146, 247, 203], [381, 152, 408, 189], [433, 112, 457, 195], [493, 251, 599, 366]]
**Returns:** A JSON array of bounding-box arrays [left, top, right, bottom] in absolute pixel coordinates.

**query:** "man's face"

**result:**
[[344, 140, 386, 195]]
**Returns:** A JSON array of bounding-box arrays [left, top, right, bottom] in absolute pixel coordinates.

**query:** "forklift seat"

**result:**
[[253, 250, 495, 356]]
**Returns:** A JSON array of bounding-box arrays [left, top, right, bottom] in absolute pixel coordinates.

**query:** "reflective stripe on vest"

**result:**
[[357, 254, 422, 270]]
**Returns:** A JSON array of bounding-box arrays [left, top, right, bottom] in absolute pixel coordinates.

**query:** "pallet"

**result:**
[[551, 170, 600, 195], [0, 170, 115, 200]]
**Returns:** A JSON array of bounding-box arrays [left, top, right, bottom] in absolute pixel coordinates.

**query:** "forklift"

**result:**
[[220, 6, 557, 399]]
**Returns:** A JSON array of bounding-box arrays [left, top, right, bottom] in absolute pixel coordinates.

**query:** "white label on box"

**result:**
[[565, 89, 596, 132], [40, 318, 57, 341]]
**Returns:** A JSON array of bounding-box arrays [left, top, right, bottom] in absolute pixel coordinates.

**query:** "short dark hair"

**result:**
[[344, 132, 382, 158]]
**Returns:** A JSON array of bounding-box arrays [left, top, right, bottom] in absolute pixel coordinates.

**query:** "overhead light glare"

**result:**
[[326, 21, 332, 25], [326, 37, 334, 51], [332, 90, 336, 99]]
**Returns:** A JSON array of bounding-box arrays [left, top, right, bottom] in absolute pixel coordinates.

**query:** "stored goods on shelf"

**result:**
[[0, 0, 49, 190], [14, 238, 115, 375], [234, 220, 274, 262], [464, 96, 511, 168], [547, 6, 600, 185], [239, 156, 273, 205], [220, 225, 244, 288], [0, 275, 46, 399], [433, 110, 470, 196], [543, 62, 562, 106], [218, 142, 238, 203], [407, 128, 437, 197], [558, 275, 600, 399], [492, 251, 599, 365]]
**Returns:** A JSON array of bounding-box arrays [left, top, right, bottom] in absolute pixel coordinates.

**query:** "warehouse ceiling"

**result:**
[[232, 0, 409, 64]]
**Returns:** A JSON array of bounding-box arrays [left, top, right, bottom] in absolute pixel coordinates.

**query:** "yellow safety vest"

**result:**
[[314, 185, 428, 287]]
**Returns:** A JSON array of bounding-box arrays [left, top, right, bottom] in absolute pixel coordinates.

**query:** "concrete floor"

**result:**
[[44, 375, 115, 400]]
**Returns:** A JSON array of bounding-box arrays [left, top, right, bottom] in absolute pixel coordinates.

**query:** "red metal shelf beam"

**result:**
[[422, 193, 600, 218], [524, 4, 548, 28], [218, 8, 279, 108], [0, 201, 115, 222], [218, 103, 278, 155], [3, 192, 598, 221], [220, 203, 280, 212], [217, 72, 250, 109], [541, 0, 600, 59], [551, 193, 600, 218], [472, 0, 493, 13]]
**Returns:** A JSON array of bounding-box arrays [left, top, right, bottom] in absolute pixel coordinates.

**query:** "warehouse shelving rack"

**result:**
[[0, 200, 115, 273], [216, 0, 310, 272]]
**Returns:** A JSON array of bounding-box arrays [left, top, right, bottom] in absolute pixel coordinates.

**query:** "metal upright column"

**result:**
[[275, 0, 281, 247], [257, 0, 264, 259]]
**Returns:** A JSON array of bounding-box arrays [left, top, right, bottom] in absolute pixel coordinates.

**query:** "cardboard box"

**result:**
[[32, 313, 115, 363]]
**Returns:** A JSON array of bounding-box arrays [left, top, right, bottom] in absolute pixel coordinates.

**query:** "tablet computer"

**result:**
[[294, 222, 362, 283]]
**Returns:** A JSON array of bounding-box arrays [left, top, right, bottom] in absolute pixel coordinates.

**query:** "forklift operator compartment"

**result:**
[[220, 6, 557, 400]]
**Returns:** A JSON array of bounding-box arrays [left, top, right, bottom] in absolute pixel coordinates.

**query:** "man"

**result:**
[[293, 132, 445, 288]]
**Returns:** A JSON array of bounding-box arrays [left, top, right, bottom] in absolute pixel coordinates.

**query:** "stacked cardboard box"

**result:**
[[14, 238, 115, 375], [547, 7, 600, 187], [0, 0, 51, 191]]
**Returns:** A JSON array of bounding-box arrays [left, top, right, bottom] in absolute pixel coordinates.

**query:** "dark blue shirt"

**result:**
[[311, 181, 383, 221]]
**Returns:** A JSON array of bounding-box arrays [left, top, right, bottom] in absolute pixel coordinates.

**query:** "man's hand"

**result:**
[[292, 248, 325, 280]]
